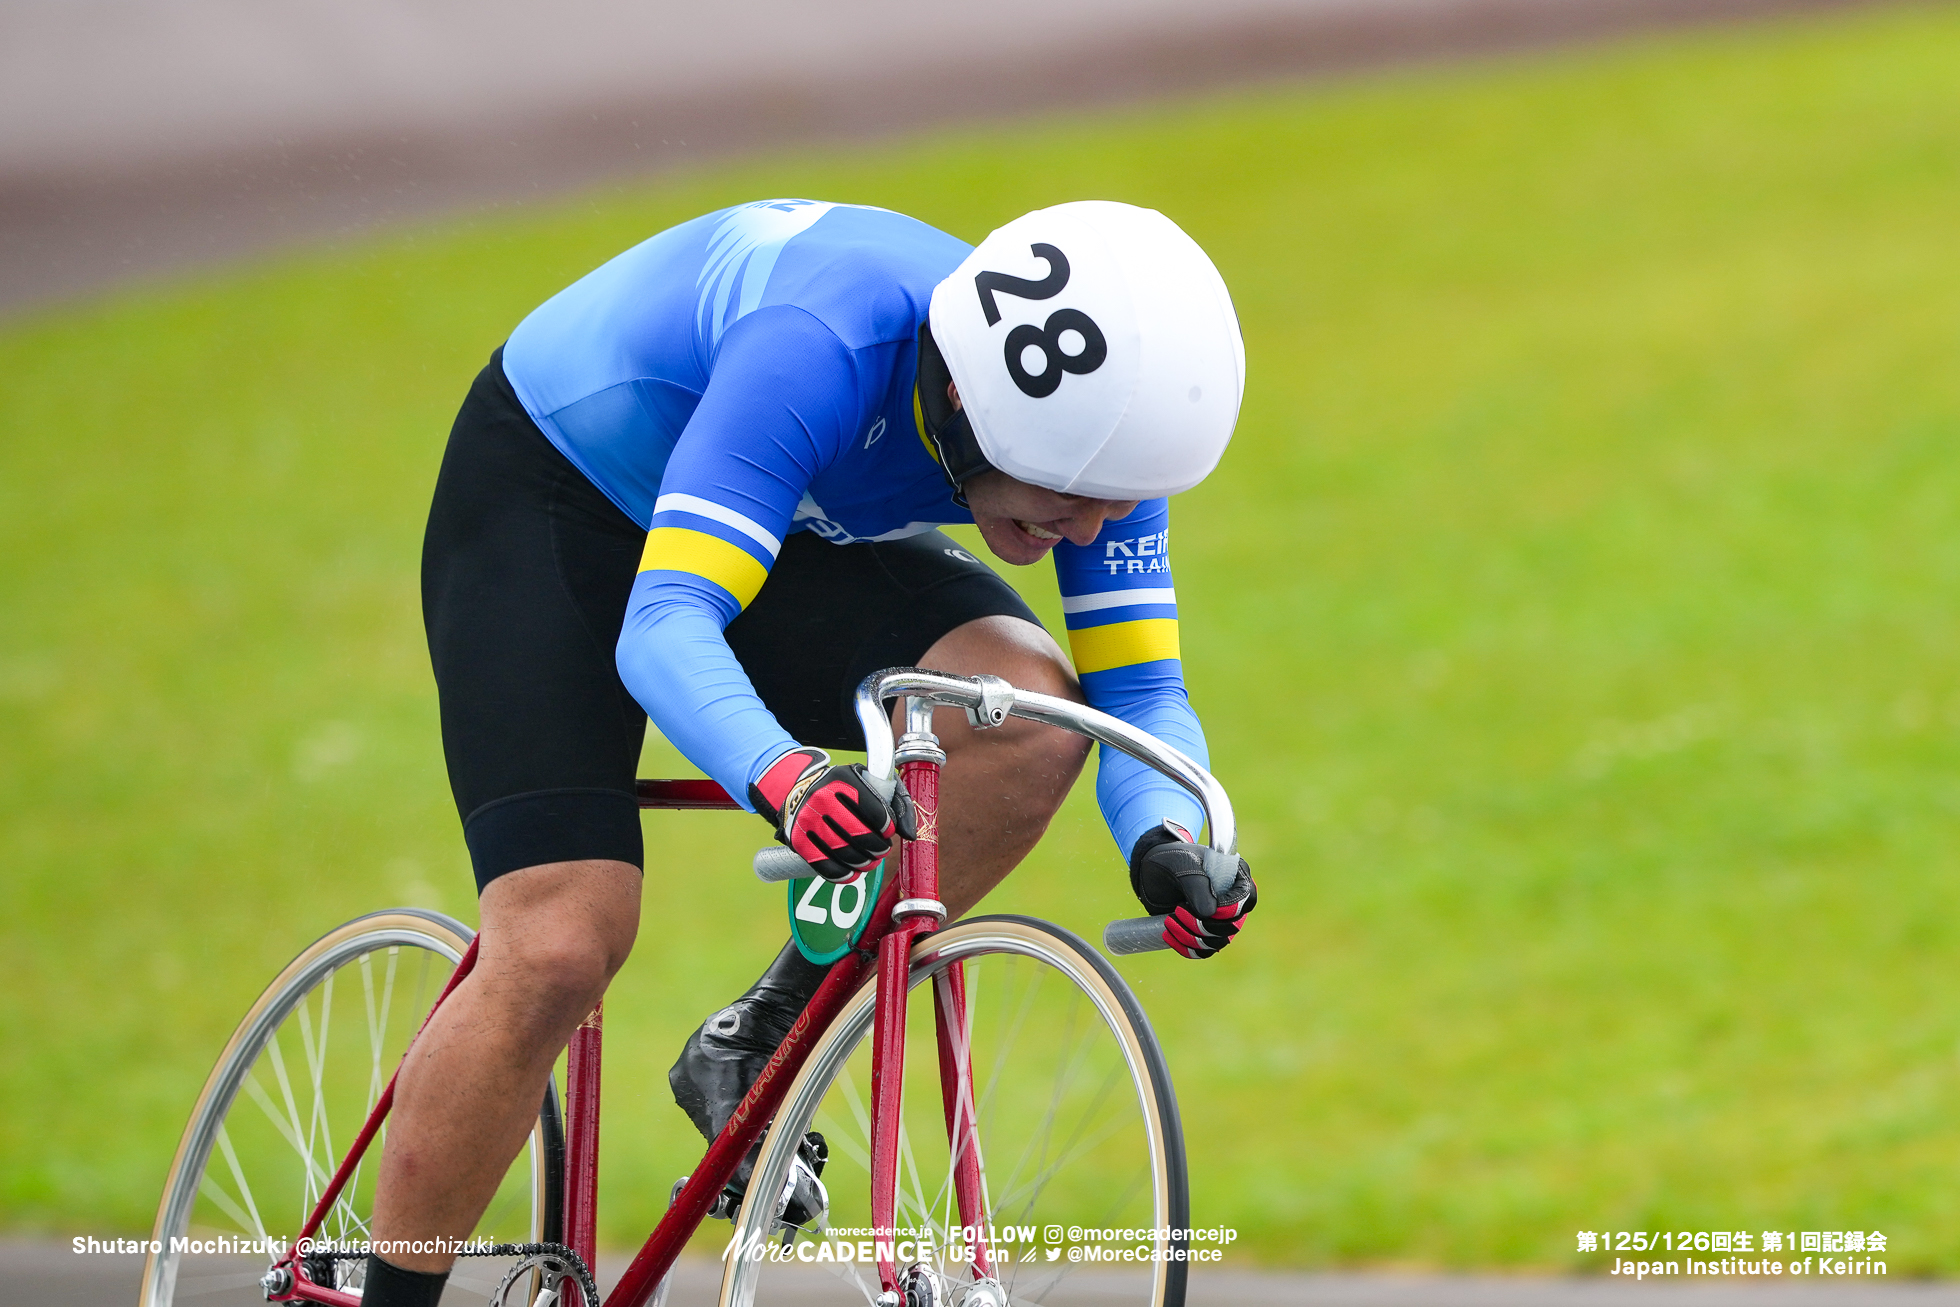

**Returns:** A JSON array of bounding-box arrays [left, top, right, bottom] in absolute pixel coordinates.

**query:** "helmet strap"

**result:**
[[916, 323, 995, 506]]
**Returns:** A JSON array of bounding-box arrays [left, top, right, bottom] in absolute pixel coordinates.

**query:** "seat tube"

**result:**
[[564, 1001, 602, 1300], [871, 696, 945, 1295]]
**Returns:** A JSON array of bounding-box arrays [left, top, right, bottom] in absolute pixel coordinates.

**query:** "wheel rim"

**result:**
[[143, 913, 556, 1305], [725, 917, 1186, 1307]]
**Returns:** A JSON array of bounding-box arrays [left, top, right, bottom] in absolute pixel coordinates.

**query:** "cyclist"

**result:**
[[367, 198, 1258, 1306]]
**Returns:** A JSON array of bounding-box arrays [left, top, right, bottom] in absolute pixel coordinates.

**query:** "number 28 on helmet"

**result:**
[[916, 200, 1246, 503]]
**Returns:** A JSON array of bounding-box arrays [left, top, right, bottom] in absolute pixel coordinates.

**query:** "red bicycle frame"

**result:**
[[269, 748, 993, 1307]]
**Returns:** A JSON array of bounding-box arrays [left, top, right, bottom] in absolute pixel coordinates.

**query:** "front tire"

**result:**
[[722, 915, 1189, 1307], [140, 909, 563, 1305]]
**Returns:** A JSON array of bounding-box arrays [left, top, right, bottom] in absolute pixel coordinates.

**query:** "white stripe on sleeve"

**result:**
[[654, 493, 782, 558], [1060, 587, 1178, 615]]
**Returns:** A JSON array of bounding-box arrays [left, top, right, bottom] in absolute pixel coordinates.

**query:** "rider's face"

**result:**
[[964, 471, 1139, 566], [946, 381, 1138, 564]]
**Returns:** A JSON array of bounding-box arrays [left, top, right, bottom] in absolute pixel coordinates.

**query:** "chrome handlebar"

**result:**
[[882, 668, 1240, 955], [757, 669, 1240, 955], [853, 668, 1237, 858]]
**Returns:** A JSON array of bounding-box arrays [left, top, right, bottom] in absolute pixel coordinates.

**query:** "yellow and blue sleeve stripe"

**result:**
[[1051, 498, 1183, 677], [638, 493, 782, 614], [1066, 613, 1182, 675], [1050, 499, 1209, 857], [1062, 577, 1182, 675]]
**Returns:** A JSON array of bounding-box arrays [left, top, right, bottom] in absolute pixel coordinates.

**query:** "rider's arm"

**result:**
[[614, 305, 867, 812], [1050, 499, 1210, 859]]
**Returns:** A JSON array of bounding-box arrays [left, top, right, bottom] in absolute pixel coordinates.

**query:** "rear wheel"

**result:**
[[140, 909, 562, 1305], [723, 915, 1189, 1307]]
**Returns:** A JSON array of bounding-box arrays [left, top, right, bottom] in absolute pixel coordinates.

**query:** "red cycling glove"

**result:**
[[1129, 821, 1258, 959], [750, 748, 913, 882]]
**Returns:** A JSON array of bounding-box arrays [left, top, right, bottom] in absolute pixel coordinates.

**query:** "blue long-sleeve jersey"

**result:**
[[502, 199, 1207, 858]]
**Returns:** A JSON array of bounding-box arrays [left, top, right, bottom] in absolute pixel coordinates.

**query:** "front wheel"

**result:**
[[140, 909, 563, 1305], [723, 915, 1189, 1307]]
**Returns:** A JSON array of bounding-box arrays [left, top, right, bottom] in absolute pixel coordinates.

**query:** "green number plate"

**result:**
[[788, 860, 885, 964]]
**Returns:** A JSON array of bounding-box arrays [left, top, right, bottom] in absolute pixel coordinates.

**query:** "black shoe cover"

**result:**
[[671, 942, 828, 1200]]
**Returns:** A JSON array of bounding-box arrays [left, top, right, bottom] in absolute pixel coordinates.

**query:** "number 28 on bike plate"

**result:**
[[788, 862, 886, 963]]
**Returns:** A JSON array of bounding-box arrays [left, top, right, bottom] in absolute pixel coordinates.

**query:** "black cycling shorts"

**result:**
[[422, 348, 1041, 891]]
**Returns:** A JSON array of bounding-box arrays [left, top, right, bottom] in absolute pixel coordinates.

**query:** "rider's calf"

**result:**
[[370, 859, 640, 1275]]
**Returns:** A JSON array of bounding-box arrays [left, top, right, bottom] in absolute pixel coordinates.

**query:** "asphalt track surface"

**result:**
[[13, 1242, 1960, 1306], [0, 0, 1894, 314]]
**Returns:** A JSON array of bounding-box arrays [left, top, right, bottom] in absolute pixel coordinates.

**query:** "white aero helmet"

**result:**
[[923, 200, 1244, 501]]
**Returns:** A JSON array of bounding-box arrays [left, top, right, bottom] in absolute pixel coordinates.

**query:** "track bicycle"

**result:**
[[141, 666, 1241, 1307]]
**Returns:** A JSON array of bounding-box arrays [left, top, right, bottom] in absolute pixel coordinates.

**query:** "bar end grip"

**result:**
[[1103, 915, 1170, 955], [753, 846, 810, 883]]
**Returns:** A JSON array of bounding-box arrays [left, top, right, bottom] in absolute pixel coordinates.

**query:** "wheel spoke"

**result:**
[[360, 951, 381, 1108], [173, 1265, 281, 1299], [933, 966, 989, 1233], [895, 1117, 933, 1235], [343, 948, 391, 1243], [149, 916, 550, 1307], [923, 992, 969, 1252], [216, 1130, 270, 1243], [814, 1064, 874, 1174], [990, 1091, 1134, 1221], [970, 962, 1043, 1153], [1004, 1264, 1067, 1306], [299, 972, 339, 1214], [262, 1027, 319, 1223], [731, 921, 1182, 1307], [992, 1027, 1127, 1221], [813, 1261, 880, 1305], [242, 1071, 334, 1195], [979, 971, 1071, 1225], [205, 1126, 269, 1240], [953, 962, 991, 1221], [350, 947, 403, 1238], [363, 946, 405, 1111]]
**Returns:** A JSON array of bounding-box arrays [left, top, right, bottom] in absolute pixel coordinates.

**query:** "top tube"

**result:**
[[852, 667, 1237, 858]]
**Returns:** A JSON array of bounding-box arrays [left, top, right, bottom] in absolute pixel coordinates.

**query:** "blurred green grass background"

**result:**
[[5, 0, 1960, 1271]]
